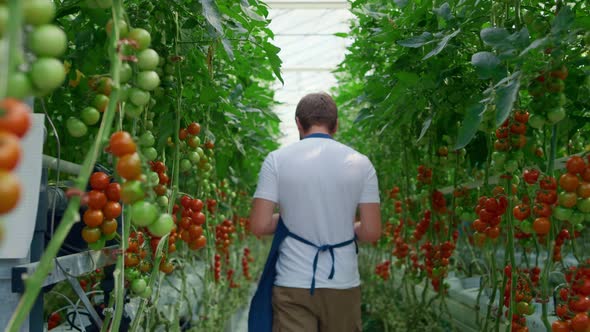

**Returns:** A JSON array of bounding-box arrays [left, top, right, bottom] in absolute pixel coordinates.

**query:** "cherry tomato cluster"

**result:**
[[472, 195, 508, 242], [432, 190, 447, 214], [0, 99, 31, 219], [108, 131, 142, 181], [531, 175, 558, 237], [493, 110, 529, 153], [503, 266, 535, 332], [421, 239, 456, 292], [528, 63, 568, 130], [215, 219, 236, 254], [175, 195, 207, 251], [150, 160, 170, 197], [553, 156, 590, 230], [3, 0, 67, 100], [207, 198, 218, 215], [47, 311, 62, 330], [242, 247, 252, 280], [238, 216, 251, 235], [81, 172, 121, 249], [417, 165, 433, 184], [553, 228, 571, 262], [553, 263, 590, 332], [375, 260, 391, 281], [213, 253, 222, 282], [226, 268, 239, 288], [392, 221, 409, 259], [411, 210, 431, 242]]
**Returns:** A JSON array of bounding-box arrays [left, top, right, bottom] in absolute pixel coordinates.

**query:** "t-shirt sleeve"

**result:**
[[253, 153, 279, 203], [359, 160, 380, 203]]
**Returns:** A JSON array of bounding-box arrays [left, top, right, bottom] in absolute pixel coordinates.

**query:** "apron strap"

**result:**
[[287, 231, 356, 295]]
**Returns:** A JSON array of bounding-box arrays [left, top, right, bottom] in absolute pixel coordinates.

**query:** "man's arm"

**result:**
[[249, 198, 279, 236], [354, 203, 381, 242]]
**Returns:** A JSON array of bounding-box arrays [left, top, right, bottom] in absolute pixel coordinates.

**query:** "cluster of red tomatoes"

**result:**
[[374, 260, 391, 281], [553, 263, 590, 332], [215, 219, 236, 254], [392, 220, 409, 260], [494, 110, 529, 154], [124, 231, 148, 271], [472, 195, 508, 242], [213, 253, 222, 282], [417, 165, 433, 184], [528, 63, 567, 129], [554, 156, 590, 226], [411, 210, 431, 242], [421, 238, 456, 293], [242, 247, 252, 281], [109, 131, 142, 181], [150, 160, 170, 197], [237, 217, 251, 235], [47, 311, 62, 330], [174, 195, 207, 251], [80, 172, 121, 248], [0, 99, 32, 221], [206, 198, 218, 215], [503, 265, 535, 332], [432, 190, 447, 214]]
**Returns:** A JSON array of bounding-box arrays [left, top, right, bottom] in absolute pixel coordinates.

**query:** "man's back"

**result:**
[[254, 136, 379, 289]]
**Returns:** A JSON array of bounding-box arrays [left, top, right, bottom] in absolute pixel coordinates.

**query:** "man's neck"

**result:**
[[303, 126, 332, 137]]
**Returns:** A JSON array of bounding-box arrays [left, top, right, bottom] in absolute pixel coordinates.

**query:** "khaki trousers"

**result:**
[[272, 286, 362, 332]]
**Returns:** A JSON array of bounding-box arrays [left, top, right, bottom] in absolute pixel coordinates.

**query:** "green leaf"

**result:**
[[519, 37, 548, 56], [354, 107, 374, 123], [417, 113, 434, 142], [494, 73, 521, 127], [480, 27, 510, 47], [471, 52, 501, 80], [455, 103, 485, 150], [551, 6, 574, 34], [200, 0, 224, 36], [397, 32, 434, 48], [434, 3, 453, 21], [422, 29, 460, 60], [334, 32, 348, 38], [263, 43, 283, 84]]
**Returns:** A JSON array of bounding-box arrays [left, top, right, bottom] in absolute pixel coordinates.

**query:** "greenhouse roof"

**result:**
[[267, 1, 353, 146]]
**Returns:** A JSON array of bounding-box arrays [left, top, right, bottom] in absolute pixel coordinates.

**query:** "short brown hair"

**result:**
[[295, 93, 338, 132]]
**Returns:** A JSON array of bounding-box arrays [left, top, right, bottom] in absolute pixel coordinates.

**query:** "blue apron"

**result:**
[[248, 133, 358, 332]]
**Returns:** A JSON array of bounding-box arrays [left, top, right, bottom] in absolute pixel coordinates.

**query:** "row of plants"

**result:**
[[336, 0, 589, 331], [0, 0, 281, 330]]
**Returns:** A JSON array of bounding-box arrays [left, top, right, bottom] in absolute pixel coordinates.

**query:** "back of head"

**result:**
[[295, 93, 338, 132]]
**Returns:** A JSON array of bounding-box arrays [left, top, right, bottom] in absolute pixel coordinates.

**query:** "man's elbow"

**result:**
[[366, 227, 381, 242]]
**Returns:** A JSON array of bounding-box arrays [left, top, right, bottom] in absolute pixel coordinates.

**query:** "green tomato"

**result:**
[[93, 94, 109, 112], [131, 200, 159, 226], [575, 223, 585, 232], [147, 171, 160, 185], [145, 120, 153, 130], [577, 198, 590, 213], [129, 88, 150, 106], [104, 231, 117, 240], [119, 63, 132, 83], [139, 131, 155, 147], [136, 71, 160, 91], [87, 237, 106, 250], [492, 151, 506, 167], [131, 278, 147, 294], [121, 180, 144, 204], [196, 147, 205, 158], [147, 213, 174, 237], [137, 49, 159, 71], [23, 0, 56, 26], [66, 117, 87, 137], [156, 195, 169, 207], [28, 24, 67, 57], [180, 159, 192, 172], [143, 147, 157, 161], [30, 58, 66, 93], [520, 220, 533, 234], [570, 211, 585, 225], [504, 159, 518, 173], [188, 151, 200, 164], [547, 107, 566, 124], [512, 150, 524, 162], [124, 102, 144, 119], [124, 268, 139, 281], [128, 28, 151, 50], [80, 107, 100, 125], [106, 19, 128, 38], [528, 114, 545, 129], [140, 286, 152, 299], [553, 206, 573, 221], [6, 72, 32, 99]]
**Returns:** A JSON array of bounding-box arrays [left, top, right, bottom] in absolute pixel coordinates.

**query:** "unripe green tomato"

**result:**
[[137, 49, 159, 71], [28, 24, 67, 57], [125, 268, 139, 281], [143, 147, 157, 161], [131, 201, 159, 226], [129, 88, 150, 107], [124, 103, 144, 119], [119, 63, 132, 83], [147, 171, 160, 186], [23, 0, 56, 26], [147, 213, 174, 237], [139, 131, 155, 147], [87, 237, 106, 250], [140, 286, 152, 299], [547, 107, 566, 124], [136, 71, 160, 91], [119, 84, 130, 102], [67, 117, 88, 137], [570, 212, 585, 225], [553, 206, 573, 221], [156, 195, 168, 207], [145, 120, 153, 130], [512, 150, 524, 162], [6, 72, 32, 99], [188, 151, 200, 164], [80, 106, 101, 125], [128, 28, 151, 51], [528, 114, 545, 129], [504, 159, 519, 173], [520, 221, 533, 234], [131, 278, 147, 294], [196, 147, 205, 158], [180, 159, 192, 172], [492, 151, 506, 167], [31, 58, 66, 94]]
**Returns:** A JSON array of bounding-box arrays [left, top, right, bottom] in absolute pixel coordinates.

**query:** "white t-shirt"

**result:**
[[253, 136, 380, 289]]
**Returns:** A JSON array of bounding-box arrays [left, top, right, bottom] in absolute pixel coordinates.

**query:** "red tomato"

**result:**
[[0, 98, 32, 138], [105, 182, 121, 201], [533, 217, 550, 235], [0, 131, 21, 171], [571, 313, 590, 332], [560, 173, 580, 192], [89, 172, 110, 190], [540, 176, 557, 190], [567, 156, 586, 175], [83, 209, 104, 227], [188, 122, 201, 135], [109, 131, 137, 157], [103, 201, 122, 219], [0, 170, 20, 213], [116, 153, 142, 180], [87, 190, 107, 209]]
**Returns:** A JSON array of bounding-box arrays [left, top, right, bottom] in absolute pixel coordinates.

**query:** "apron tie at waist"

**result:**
[[286, 231, 356, 295]]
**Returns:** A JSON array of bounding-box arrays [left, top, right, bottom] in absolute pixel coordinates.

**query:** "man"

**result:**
[[248, 92, 381, 332]]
